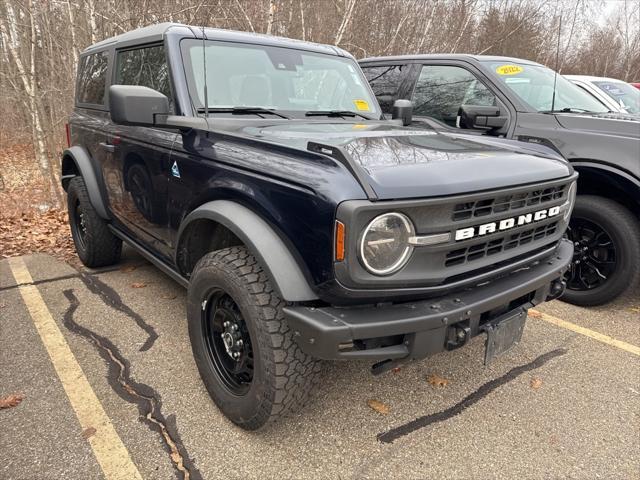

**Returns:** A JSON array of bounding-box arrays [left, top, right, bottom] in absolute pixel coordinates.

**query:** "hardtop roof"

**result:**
[[82, 22, 351, 58]]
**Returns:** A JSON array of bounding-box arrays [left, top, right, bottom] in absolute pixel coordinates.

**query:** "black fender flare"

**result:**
[[61, 146, 110, 219], [177, 200, 318, 302]]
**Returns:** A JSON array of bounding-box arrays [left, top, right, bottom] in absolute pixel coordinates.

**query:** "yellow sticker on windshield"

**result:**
[[496, 64, 523, 75], [353, 99, 370, 111], [352, 124, 368, 130]]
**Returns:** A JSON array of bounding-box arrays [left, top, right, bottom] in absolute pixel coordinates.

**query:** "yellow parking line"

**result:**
[[529, 308, 640, 357], [8, 257, 142, 480]]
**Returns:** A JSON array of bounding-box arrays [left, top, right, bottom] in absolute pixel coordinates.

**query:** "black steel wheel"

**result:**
[[202, 291, 254, 396], [67, 176, 122, 268], [562, 195, 640, 306], [187, 246, 322, 430]]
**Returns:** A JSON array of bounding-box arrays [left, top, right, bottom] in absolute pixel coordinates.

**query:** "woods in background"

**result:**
[[1, 0, 639, 204]]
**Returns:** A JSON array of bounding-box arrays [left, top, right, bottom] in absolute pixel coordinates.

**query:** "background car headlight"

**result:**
[[359, 212, 415, 275], [564, 181, 577, 221]]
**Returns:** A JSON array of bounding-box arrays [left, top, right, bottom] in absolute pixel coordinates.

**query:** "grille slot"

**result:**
[[445, 222, 558, 267], [452, 184, 566, 221]]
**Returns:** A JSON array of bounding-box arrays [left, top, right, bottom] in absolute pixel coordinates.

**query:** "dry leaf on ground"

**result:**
[[367, 399, 390, 415], [0, 393, 25, 409], [82, 427, 97, 439], [528, 310, 543, 319], [530, 377, 543, 389], [427, 374, 449, 387], [629, 307, 640, 314], [130, 282, 147, 288], [392, 367, 402, 374], [119, 265, 137, 273], [161, 293, 177, 300]]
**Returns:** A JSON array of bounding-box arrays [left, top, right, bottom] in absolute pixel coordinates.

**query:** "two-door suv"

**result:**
[[359, 55, 640, 306], [63, 24, 575, 429]]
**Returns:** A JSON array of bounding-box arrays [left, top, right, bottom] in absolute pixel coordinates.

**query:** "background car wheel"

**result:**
[[187, 246, 322, 430], [67, 176, 122, 268], [562, 195, 640, 306]]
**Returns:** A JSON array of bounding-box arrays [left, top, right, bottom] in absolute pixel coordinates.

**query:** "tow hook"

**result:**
[[546, 279, 566, 301], [445, 325, 471, 351]]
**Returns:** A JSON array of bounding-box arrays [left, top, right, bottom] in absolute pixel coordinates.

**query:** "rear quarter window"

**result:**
[[76, 51, 109, 106]]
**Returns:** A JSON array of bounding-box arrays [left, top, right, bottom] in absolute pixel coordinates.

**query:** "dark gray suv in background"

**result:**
[[360, 54, 640, 306]]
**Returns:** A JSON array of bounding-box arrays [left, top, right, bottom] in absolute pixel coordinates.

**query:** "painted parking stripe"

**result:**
[[8, 257, 143, 480], [529, 308, 640, 356]]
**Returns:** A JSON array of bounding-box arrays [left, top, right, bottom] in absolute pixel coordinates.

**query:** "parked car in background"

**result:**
[[63, 25, 576, 429], [565, 75, 640, 115], [360, 54, 640, 306], [628, 82, 640, 90]]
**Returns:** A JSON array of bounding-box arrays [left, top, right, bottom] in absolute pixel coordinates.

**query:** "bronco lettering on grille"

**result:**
[[455, 206, 561, 241]]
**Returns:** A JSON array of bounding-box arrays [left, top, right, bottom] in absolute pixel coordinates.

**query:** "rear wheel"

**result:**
[[67, 176, 122, 268], [562, 195, 640, 306], [187, 246, 322, 430]]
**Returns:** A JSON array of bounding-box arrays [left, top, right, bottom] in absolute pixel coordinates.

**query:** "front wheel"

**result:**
[[187, 246, 322, 430], [562, 195, 640, 306]]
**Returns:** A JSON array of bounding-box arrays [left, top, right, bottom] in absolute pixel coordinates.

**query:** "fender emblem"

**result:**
[[171, 161, 181, 178]]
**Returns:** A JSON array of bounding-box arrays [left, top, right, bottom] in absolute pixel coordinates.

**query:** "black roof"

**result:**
[[359, 54, 544, 67], [82, 22, 352, 58]]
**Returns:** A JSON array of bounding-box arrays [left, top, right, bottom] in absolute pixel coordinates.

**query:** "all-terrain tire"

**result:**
[[562, 195, 640, 306], [187, 246, 323, 430], [67, 176, 122, 268]]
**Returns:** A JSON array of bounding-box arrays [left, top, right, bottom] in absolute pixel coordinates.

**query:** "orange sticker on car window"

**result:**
[[496, 64, 523, 75], [353, 99, 370, 111]]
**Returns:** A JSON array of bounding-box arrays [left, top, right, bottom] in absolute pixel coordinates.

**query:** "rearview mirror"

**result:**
[[109, 85, 170, 126], [392, 99, 413, 126], [459, 105, 507, 130]]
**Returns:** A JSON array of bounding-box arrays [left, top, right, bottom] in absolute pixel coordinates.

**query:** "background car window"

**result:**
[[593, 81, 640, 114], [76, 52, 109, 105], [116, 45, 173, 111], [412, 65, 496, 127], [361, 65, 407, 113]]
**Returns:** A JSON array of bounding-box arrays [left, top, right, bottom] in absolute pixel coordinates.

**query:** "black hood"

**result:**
[[241, 122, 572, 199]]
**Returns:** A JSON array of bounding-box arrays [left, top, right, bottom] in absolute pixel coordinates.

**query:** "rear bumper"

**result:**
[[284, 238, 573, 361]]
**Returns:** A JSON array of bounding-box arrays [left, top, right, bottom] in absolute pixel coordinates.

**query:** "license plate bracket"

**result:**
[[483, 309, 527, 365]]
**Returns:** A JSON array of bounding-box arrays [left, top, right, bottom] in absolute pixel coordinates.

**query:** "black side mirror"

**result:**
[[392, 99, 413, 126], [109, 85, 170, 126], [459, 104, 507, 130]]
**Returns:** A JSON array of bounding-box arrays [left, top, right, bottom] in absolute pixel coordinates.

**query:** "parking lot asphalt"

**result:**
[[1, 250, 638, 480]]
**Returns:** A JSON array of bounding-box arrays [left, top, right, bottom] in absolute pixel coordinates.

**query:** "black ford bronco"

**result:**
[[63, 24, 575, 429], [359, 55, 640, 306]]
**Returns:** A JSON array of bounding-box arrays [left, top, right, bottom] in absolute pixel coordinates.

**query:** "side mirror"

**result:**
[[109, 85, 170, 126], [392, 99, 413, 126], [459, 105, 507, 130]]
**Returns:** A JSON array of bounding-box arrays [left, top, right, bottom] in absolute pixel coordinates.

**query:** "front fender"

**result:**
[[61, 146, 109, 219], [177, 200, 318, 302]]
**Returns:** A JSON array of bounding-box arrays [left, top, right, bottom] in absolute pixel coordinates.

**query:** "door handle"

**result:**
[[99, 142, 115, 153]]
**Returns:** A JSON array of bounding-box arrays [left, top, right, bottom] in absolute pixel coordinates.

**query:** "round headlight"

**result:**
[[564, 182, 577, 221], [359, 212, 415, 275]]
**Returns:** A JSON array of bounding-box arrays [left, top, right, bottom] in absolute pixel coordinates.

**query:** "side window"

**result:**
[[412, 65, 496, 127], [362, 65, 406, 113], [116, 45, 173, 110], [77, 52, 109, 106]]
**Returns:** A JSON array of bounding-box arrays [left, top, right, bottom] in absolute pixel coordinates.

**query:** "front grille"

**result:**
[[445, 221, 559, 267], [452, 184, 567, 221]]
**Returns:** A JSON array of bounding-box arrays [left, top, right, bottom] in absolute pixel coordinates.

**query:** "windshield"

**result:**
[[593, 80, 640, 114], [180, 39, 380, 118], [485, 62, 609, 113]]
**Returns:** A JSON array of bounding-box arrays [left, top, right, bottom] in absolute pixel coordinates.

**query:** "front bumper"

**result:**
[[284, 238, 573, 362]]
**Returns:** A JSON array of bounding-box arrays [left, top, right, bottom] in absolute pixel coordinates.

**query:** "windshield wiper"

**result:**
[[541, 107, 595, 114], [197, 107, 289, 119], [305, 110, 373, 120]]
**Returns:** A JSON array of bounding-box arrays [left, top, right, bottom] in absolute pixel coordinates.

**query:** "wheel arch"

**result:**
[[176, 200, 318, 302], [61, 146, 109, 219], [571, 161, 640, 217]]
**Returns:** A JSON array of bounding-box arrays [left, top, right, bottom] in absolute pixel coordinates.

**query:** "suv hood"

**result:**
[[554, 112, 640, 138], [242, 122, 572, 199]]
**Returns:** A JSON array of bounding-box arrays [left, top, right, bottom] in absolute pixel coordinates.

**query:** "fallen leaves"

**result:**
[[629, 307, 640, 314], [427, 374, 450, 388], [527, 309, 543, 319], [391, 367, 402, 374], [81, 427, 97, 439], [530, 377, 543, 389], [119, 265, 137, 273], [367, 399, 390, 415], [0, 393, 25, 409], [161, 293, 177, 300], [130, 282, 147, 289]]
